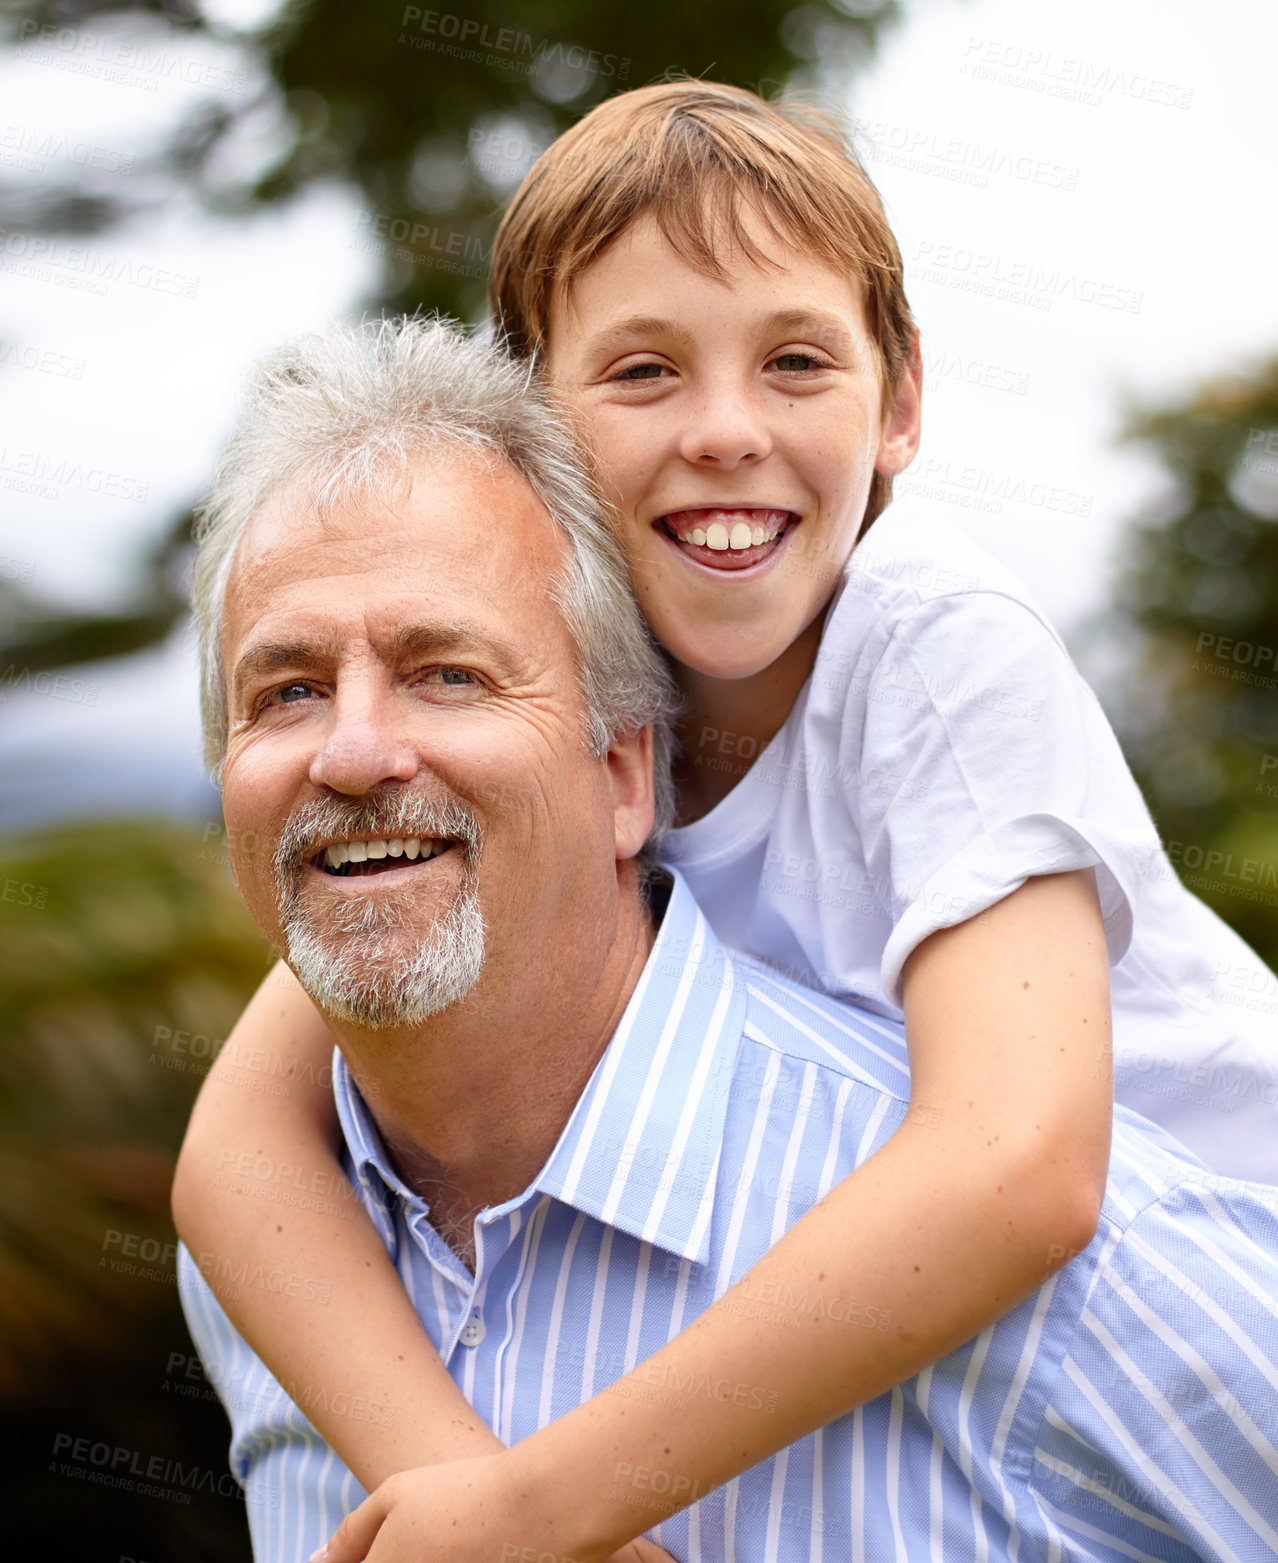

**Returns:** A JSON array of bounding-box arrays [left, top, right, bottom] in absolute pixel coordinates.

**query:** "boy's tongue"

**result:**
[[662, 508, 791, 570]]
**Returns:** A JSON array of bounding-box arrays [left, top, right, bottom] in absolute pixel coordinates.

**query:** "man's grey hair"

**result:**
[[192, 315, 679, 864]]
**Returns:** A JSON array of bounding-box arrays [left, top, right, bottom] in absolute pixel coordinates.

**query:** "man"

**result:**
[[180, 318, 1278, 1563]]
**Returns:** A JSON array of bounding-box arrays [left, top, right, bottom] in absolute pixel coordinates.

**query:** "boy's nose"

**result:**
[[308, 687, 421, 796], [679, 388, 773, 468]]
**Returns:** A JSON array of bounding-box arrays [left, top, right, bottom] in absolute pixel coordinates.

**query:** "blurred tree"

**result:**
[[1105, 357, 1278, 968], [0, 5, 904, 1555], [0, 0, 901, 671], [0, 822, 272, 1558]]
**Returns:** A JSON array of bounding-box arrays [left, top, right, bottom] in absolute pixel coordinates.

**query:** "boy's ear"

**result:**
[[875, 332, 923, 477], [608, 724, 656, 863]]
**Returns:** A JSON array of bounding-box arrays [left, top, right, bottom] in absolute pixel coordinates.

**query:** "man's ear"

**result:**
[[875, 330, 923, 477], [607, 725, 656, 863]]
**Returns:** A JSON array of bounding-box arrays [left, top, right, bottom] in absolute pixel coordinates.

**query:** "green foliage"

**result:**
[[0, 819, 272, 1387], [1, 0, 899, 667], [0, 821, 269, 1559], [0, 7, 899, 1551], [1112, 359, 1278, 966], [253, 0, 898, 321]]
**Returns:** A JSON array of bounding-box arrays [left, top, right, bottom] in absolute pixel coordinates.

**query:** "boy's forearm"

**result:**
[[173, 962, 502, 1486], [508, 1118, 1091, 1553], [189, 1181, 503, 1488], [511, 876, 1112, 1551]]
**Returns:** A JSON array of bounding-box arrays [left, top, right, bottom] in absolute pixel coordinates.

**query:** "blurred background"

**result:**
[[1, 0, 1275, 1555]]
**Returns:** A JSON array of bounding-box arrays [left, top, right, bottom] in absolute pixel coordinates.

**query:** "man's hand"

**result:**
[[310, 1453, 680, 1563]]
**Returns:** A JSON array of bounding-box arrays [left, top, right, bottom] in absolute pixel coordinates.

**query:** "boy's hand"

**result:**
[[311, 1453, 680, 1563]]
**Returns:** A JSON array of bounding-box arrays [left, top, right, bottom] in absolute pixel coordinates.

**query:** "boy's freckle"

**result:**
[[913, 1265, 920, 1272], [1023, 981, 1030, 989]]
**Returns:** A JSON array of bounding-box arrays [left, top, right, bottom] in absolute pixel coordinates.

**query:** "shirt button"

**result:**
[[459, 1316, 486, 1347]]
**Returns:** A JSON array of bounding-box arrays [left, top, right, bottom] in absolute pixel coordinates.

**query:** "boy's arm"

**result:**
[[323, 868, 1112, 1561], [170, 960, 502, 1489], [552, 868, 1112, 1546]]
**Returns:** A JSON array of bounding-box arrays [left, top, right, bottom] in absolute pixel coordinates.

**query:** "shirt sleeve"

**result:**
[[849, 591, 1154, 1005], [177, 1245, 364, 1561], [1027, 1163, 1278, 1558]]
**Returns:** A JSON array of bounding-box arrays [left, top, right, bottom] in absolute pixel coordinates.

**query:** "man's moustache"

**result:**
[[273, 790, 483, 877]]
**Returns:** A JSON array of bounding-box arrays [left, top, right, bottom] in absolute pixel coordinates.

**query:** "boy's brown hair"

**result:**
[[489, 78, 917, 529]]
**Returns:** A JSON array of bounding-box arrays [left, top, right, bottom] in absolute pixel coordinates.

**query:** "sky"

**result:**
[[0, 0, 1274, 830]]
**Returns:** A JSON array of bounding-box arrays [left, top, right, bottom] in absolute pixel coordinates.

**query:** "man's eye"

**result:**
[[425, 667, 478, 686], [276, 683, 315, 704]]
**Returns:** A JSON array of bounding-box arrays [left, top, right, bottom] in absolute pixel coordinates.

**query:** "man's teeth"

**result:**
[[675, 516, 787, 552], [321, 837, 443, 869]]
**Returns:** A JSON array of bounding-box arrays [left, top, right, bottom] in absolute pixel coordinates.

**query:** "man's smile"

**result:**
[[310, 836, 460, 878]]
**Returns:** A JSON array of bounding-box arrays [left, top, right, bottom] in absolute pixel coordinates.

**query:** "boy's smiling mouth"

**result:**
[[658, 507, 797, 572]]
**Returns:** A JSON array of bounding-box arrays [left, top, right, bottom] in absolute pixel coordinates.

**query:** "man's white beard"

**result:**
[[283, 876, 485, 1029], [274, 791, 486, 1030]]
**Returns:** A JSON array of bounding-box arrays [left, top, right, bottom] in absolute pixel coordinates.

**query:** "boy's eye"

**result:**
[[612, 361, 670, 382], [770, 352, 827, 373]]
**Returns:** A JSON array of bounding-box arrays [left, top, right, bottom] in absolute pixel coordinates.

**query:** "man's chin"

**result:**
[[281, 890, 486, 1032]]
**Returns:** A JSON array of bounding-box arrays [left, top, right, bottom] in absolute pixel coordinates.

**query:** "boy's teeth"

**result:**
[[321, 837, 440, 869], [665, 508, 790, 552]]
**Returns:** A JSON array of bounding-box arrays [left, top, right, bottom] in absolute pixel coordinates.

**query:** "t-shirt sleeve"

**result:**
[[847, 591, 1153, 1005]]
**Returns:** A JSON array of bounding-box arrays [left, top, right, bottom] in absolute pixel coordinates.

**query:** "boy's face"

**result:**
[[545, 212, 921, 684]]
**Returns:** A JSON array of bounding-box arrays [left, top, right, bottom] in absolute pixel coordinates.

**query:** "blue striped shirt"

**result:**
[[179, 869, 1278, 1562]]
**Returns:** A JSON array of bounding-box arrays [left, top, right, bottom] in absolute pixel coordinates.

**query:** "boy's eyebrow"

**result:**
[[585, 309, 861, 355], [586, 315, 697, 353], [763, 309, 860, 349]]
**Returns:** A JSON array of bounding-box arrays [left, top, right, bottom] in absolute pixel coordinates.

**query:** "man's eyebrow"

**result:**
[[232, 623, 524, 688], [389, 622, 523, 667], [233, 638, 332, 687]]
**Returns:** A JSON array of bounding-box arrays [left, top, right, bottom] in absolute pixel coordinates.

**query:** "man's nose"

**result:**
[[678, 382, 773, 469], [307, 686, 421, 795]]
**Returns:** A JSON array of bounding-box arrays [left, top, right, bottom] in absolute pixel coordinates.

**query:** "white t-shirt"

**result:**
[[661, 496, 1278, 1183]]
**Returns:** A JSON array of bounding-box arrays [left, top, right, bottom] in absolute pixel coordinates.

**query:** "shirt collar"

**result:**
[[332, 869, 746, 1266]]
